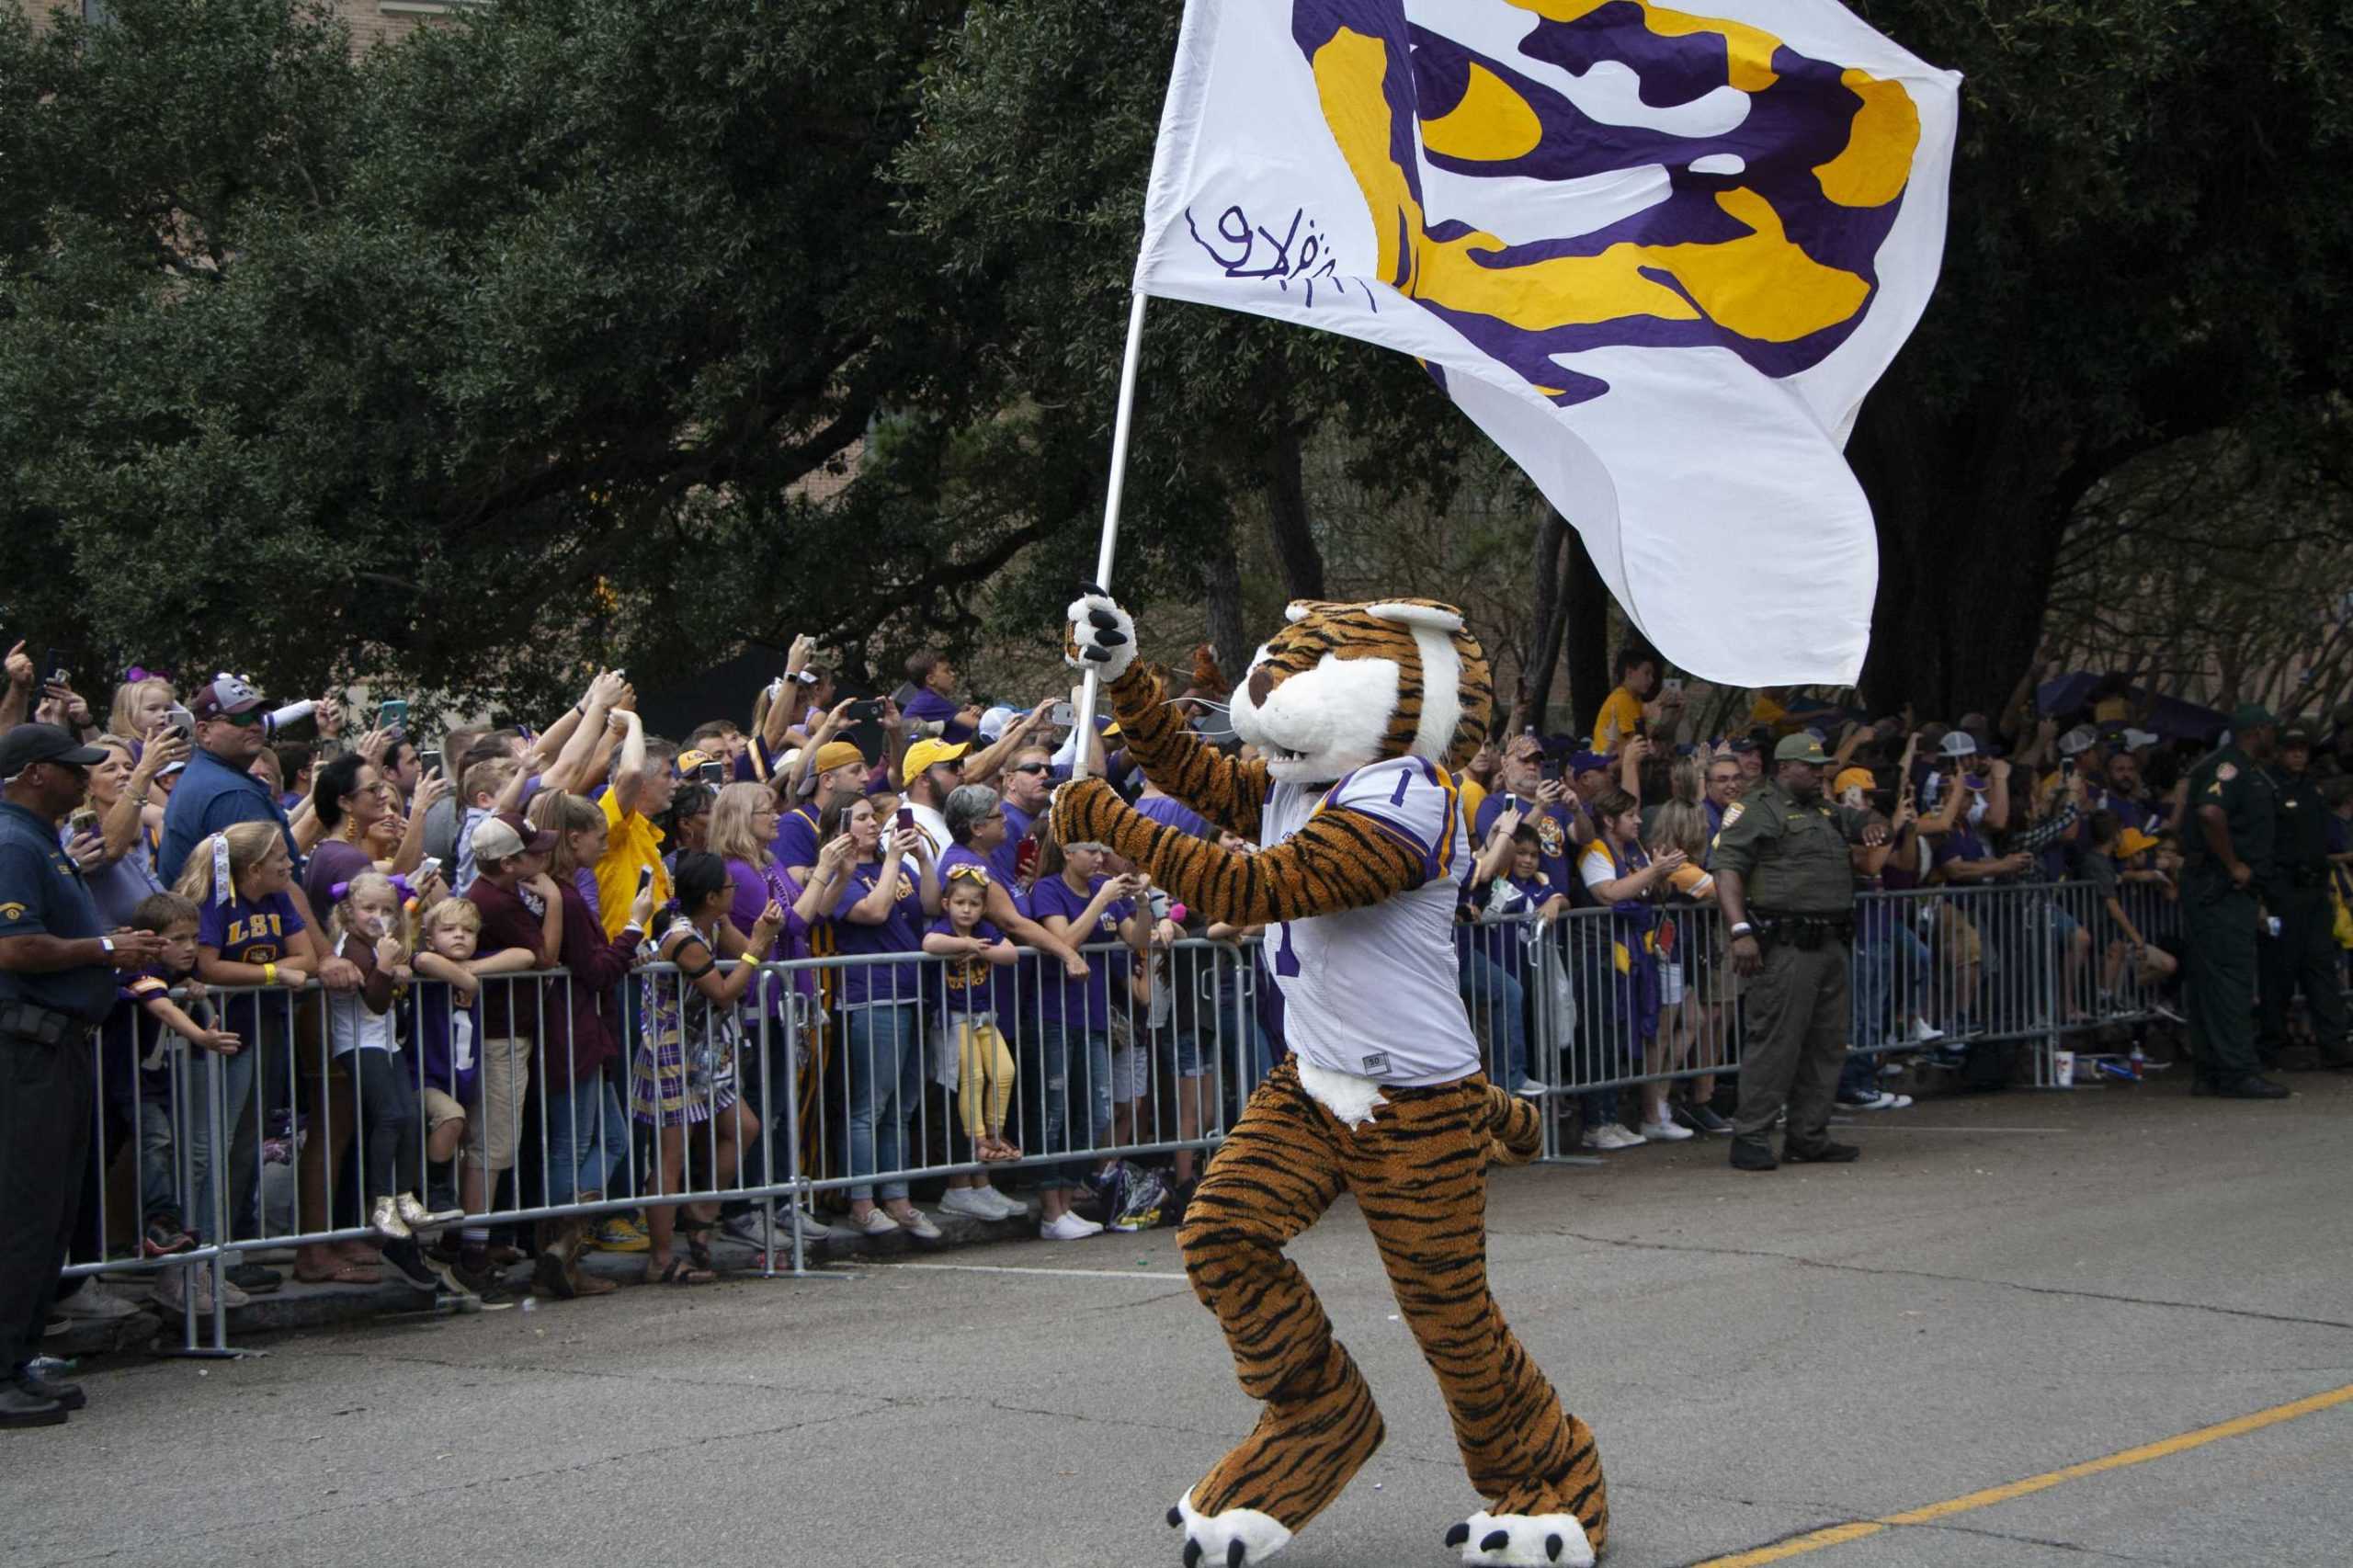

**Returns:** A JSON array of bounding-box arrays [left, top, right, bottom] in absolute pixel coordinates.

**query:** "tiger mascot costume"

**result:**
[[1052, 591, 1608, 1568]]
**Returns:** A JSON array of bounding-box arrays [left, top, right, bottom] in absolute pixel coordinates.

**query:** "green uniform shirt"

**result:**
[[2180, 744, 2276, 892], [1710, 780, 1866, 915], [2265, 764, 2331, 890]]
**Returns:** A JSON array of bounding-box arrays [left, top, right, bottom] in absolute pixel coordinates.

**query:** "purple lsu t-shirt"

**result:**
[[825, 859, 925, 1007], [1025, 873, 1131, 1029]]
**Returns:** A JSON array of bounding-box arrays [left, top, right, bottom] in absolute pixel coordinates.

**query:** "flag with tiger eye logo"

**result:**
[[1134, 0, 1961, 685]]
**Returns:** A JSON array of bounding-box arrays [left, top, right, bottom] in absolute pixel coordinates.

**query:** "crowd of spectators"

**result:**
[[5, 628, 2349, 1330]]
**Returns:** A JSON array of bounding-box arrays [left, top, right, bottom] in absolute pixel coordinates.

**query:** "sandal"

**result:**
[[648, 1259, 716, 1286], [680, 1220, 716, 1274]]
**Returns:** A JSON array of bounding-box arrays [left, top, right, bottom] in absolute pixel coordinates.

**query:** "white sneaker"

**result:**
[[1040, 1211, 1102, 1242], [787, 1204, 843, 1241], [1513, 1077, 1549, 1096], [1637, 1119, 1695, 1142], [369, 1195, 412, 1241], [938, 1187, 1001, 1221], [892, 1208, 942, 1240], [722, 1210, 781, 1250], [1580, 1124, 1646, 1151], [973, 1187, 1028, 1221], [52, 1280, 137, 1322], [852, 1208, 901, 1236], [1911, 1017, 1947, 1043], [1873, 1092, 1914, 1110], [155, 1266, 246, 1313]]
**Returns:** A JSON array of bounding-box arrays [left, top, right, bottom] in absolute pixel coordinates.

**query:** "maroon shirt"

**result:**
[[465, 876, 551, 1043], [540, 879, 640, 1085]]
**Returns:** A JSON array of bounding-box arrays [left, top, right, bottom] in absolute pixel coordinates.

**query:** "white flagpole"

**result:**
[[1071, 289, 1150, 783]]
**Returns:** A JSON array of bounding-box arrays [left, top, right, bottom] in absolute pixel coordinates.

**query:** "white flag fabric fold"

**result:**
[[1136, 0, 1961, 686]]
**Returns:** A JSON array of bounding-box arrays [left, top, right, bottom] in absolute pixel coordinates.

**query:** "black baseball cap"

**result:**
[[0, 722, 108, 778]]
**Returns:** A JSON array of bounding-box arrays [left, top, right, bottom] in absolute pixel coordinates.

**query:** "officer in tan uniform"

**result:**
[[1712, 734, 1889, 1171]]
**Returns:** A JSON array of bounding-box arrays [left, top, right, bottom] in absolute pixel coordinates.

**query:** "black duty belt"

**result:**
[[1751, 911, 1855, 950], [0, 1000, 93, 1047]]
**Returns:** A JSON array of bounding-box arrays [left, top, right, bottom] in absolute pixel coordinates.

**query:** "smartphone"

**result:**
[[895, 806, 915, 833], [419, 748, 442, 777], [42, 648, 71, 686], [1662, 676, 1684, 694], [849, 699, 885, 721], [636, 866, 654, 894], [417, 857, 441, 882], [1051, 701, 1075, 728], [1014, 837, 1041, 884], [164, 703, 195, 740], [698, 760, 726, 786], [66, 807, 98, 839], [2061, 757, 2076, 780], [376, 699, 408, 731]]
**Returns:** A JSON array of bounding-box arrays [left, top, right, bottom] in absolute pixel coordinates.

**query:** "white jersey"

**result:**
[[1258, 756, 1478, 1085]]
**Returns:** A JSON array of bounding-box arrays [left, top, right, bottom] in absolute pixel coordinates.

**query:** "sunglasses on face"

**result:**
[[217, 710, 264, 728], [1009, 763, 1050, 776]]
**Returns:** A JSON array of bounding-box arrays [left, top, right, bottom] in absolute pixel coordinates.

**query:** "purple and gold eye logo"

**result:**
[[1283, 0, 1925, 408]]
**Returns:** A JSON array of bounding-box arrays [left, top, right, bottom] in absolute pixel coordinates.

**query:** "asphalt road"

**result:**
[[9, 1073, 2353, 1568]]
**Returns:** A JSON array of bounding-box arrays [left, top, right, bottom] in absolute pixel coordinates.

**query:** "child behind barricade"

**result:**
[[406, 899, 484, 1212], [324, 873, 452, 1275], [112, 893, 247, 1315], [922, 865, 1022, 1165]]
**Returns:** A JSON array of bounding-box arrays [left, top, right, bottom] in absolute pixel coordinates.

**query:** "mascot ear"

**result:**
[[1363, 600, 1465, 633], [1282, 599, 1355, 625]]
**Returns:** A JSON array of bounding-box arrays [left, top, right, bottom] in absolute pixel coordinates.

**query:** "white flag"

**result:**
[[1136, 0, 1961, 686]]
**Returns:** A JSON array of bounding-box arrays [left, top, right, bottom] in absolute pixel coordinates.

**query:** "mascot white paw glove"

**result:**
[[1065, 586, 1137, 683]]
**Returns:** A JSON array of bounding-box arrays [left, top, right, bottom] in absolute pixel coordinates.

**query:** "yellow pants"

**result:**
[[955, 1017, 1016, 1142]]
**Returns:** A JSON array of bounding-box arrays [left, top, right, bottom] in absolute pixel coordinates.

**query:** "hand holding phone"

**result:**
[[895, 806, 915, 833], [419, 748, 442, 777], [636, 866, 655, 895], [376, 699, 409, 733], [698, 760, 726, 787]]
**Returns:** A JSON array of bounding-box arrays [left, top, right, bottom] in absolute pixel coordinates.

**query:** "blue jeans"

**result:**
[[845, 1004, 923, 1202], [1028, 1020, 1112, 1189], [1458, 947, 1529, 1085], [545, 1071, 630, 1205], [1851, 935, 1894, 1052], [179, 1044, 257, 1245]]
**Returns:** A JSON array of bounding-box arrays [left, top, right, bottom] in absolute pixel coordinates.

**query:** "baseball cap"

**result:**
[[977, 705, 1017, 743], [2119, 728, 2160, 751], [471, 810, 556, 865], [1774, 734, 1829, 765], [1568, 751, 1610, 775], [2057, 725, 2098, 758], [812, 740, 865, 777], [1833, 766, 1876, 796], [1726, 735, 1761, 755], [2279, 722, 2314, 748], [904, 737, 971, 778], [189, 674, 266, 722], [675, 748, 716, 777], [0, 722, 108, 778], [2232, 702, 2276, 730], [2116, 826, 2162, 858], [1937, 731, 1978, 759]]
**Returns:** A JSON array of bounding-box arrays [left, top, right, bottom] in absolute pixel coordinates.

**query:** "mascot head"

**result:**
[[1229, 599, 1492, 785]]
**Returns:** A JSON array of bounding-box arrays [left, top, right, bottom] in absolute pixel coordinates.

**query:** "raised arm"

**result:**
[[1065, 594, 1271, 841]]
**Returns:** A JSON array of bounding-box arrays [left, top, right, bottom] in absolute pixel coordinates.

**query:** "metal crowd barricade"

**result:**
[[62, 881, 2316, 1352]]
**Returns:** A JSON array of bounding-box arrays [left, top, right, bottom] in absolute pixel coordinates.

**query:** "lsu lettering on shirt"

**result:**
[[1259, 756, 1476, 1085], [198, 890, 303, 967]]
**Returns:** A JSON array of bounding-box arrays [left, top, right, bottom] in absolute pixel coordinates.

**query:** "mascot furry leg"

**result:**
[[1056, 594, 1608, 1567]]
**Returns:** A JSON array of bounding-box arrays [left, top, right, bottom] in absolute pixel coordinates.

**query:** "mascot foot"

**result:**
[[1443, 1511, 1595, 1567], [1167, 1489, 1293, 1567]]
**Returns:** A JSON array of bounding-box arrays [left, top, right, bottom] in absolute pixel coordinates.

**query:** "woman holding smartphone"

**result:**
[[816, 797, 943, 1237]]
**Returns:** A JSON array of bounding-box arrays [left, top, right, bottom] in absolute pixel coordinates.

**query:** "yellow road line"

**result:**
[[1695, 1381, 2353, 1568]]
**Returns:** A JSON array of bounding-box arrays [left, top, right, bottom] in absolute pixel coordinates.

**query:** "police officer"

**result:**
[[1713, 734, 1890, 1171], [2179, 704, 2289, 1098], [2258, 722, 2349, 1069], [0, 724, 168, 1428]]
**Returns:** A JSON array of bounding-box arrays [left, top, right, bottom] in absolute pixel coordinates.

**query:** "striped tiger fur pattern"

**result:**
[[1056, 596, 1608, 1566]]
